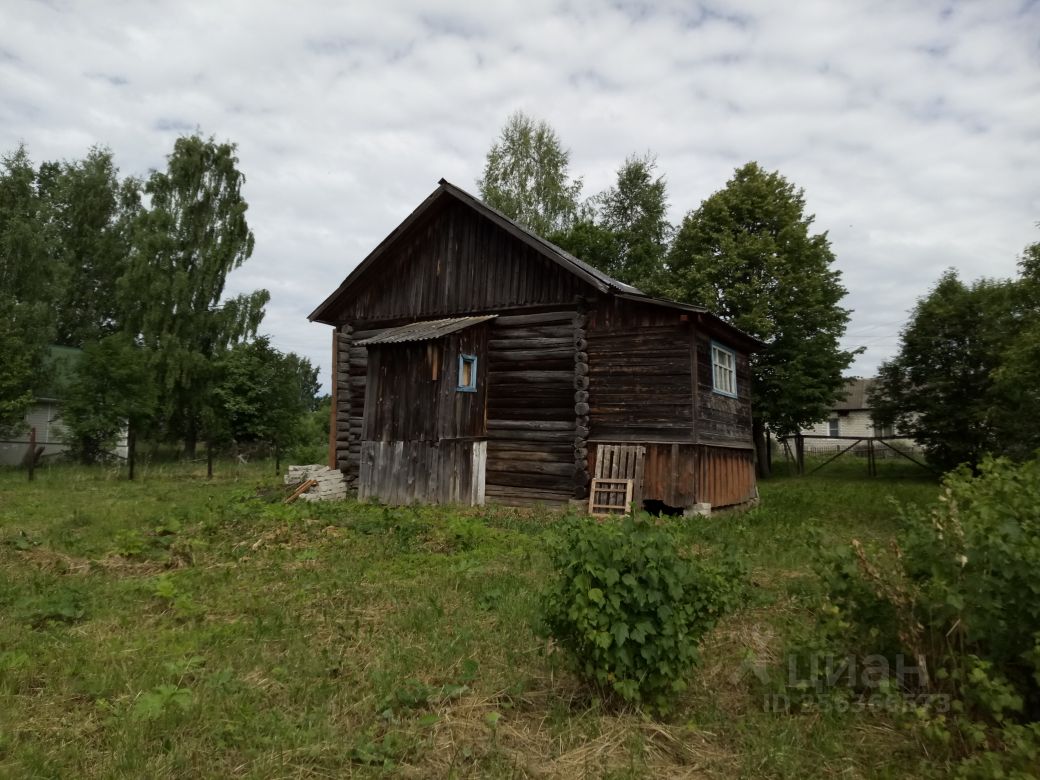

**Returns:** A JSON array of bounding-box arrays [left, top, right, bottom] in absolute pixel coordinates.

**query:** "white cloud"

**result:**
[[2, 0, 1037, 387]]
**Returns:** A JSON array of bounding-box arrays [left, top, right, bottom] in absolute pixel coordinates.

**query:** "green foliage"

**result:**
[[664, 162, 855, 441], [120, 134, 269, 454], [556, 154, 671, 288], [871, 271, 1018, 471], [40, 146, 141, 348], [210, 336, 319, 450], [541, 515, 743, 712], [130, 684, 192, 721], [0, 146, 61, 434], [61, 334, 156, 463], [809, 457, 1040, 774], [477, 111, 583, 237], [16, 587, 87, 629], [873, 235, 1040, 470]]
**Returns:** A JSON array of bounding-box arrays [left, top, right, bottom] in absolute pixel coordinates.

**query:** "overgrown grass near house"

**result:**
[[1, 459, 940, 778]]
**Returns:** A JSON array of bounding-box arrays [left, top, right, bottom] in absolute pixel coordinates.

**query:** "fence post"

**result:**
[[27, 426, 36, 482], [127, 424, 136, 481], [795, 433, 805, 476]]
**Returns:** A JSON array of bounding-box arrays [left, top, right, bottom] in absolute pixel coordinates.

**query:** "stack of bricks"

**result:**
[[284, 465, 348, 502]]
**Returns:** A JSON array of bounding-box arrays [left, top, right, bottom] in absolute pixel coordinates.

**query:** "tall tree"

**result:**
[[595, 153, 672, 287], [121, 134, 268, 456], [477, 111, 583, 238], [556, 154, 672, 288], [40, 147, 141, 348], [871, 271, 1016, 471], [665, 162, 855, 476], [992, 238, 1040, 459], [0, 145, 61, 435]]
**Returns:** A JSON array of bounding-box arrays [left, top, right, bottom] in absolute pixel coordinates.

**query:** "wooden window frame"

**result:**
[[710, 341, 737, 398], [828, 417, 840, 437], [457, 353, 478, 393]]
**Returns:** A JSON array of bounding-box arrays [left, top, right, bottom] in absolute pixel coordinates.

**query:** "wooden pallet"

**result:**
[[588, 478, 634, 516], [587, 444, 645, 515]]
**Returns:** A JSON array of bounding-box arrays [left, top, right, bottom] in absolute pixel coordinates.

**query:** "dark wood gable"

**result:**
[[319, 197, 588, 325]]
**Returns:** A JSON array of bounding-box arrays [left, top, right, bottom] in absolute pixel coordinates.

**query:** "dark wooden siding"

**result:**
[[329, 200, 585, 323], [696, 445, 756, 507], [586, 324, 694, 441], [485, 310, 576, 506], [693, 330, 753, 447], [586, 297, 694, 442], [362, 327, 488, 443], [587, 442, 755, 509]]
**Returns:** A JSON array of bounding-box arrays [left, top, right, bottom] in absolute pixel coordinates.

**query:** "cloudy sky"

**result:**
[[3, 0, 1038, 387]]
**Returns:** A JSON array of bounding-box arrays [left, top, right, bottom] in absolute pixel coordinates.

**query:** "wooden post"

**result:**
[[274, 443, 281, 476], [27, 426, 36, 482], [328, 328, 338, 468], [867, 438, 876, 477], [127, 423, 136, 481], [795, 433, 805, 476], [206, 442, 213, 479]]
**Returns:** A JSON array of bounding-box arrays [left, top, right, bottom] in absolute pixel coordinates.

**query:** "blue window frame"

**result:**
[[710, 341, 737, 398], [457, 353, 478, 392]]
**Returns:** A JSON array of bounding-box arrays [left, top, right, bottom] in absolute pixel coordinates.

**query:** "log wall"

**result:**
[[485, 310, 577, 506]]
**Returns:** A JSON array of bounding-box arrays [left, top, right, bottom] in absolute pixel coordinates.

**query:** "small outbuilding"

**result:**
[[309, 180, 760, 512]]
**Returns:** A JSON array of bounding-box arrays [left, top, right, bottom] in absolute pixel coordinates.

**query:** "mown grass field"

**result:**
[[1, 457, 938, 778]]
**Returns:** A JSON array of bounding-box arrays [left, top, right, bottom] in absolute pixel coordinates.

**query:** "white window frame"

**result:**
[[710, 341, 737, 398]]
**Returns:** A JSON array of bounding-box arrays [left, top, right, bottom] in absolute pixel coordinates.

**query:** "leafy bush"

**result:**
[[540, 515, 743, 713], [808, 457, 1040, 775]]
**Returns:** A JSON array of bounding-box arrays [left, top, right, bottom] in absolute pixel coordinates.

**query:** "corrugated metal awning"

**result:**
[[355, 315, 498, 346]]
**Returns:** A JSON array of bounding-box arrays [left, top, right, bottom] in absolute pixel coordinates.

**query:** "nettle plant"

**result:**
[[541, 515, 743, 713]]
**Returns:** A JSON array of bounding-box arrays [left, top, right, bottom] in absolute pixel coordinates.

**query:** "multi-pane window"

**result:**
[[828, 418, 840, 437], [457, 354, 478, 392], [711, 342, 737, 397]]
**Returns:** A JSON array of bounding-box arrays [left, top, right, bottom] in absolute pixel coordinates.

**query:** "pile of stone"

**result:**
[[284, 465, 348, 502]]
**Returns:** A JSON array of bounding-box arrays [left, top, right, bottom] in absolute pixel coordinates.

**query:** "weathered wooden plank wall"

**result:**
[[696, 445, 756, 507], [357, 440, 486, 505], [328, 200, 586, 323], [587, 443, 754, 509], [485, 310, 576, 506], [693, 331, 754, 447]]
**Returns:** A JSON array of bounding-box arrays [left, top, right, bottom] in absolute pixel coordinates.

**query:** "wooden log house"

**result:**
[[309, 180, 761, 511]]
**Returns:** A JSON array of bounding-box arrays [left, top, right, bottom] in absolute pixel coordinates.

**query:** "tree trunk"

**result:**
[[753, 417, 771, 479]]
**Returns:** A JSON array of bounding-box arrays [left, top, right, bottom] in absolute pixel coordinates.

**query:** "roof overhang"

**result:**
[[355, 315, 497, 346]]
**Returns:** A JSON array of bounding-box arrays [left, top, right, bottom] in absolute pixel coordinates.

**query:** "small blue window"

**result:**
[[457, 354, 478, 392]]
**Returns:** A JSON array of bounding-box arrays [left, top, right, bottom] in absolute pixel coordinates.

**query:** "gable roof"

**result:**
[[834, 378, 875, 411], [308, 179, 760, 350]]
